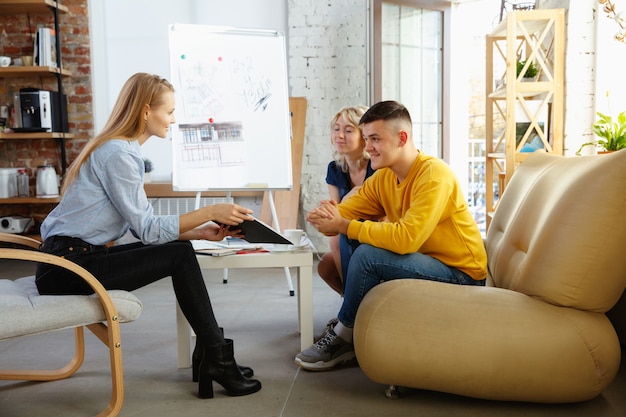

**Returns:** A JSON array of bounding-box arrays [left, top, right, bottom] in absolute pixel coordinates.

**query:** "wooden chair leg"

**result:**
[[0, 322, 125, 417], [87, 321, 124, 417], [0, 327, 85, 381]]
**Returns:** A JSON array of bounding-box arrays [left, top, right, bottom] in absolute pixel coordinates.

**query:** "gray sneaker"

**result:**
[[295, 329, 355, 371], [315, 317, 339, 342]]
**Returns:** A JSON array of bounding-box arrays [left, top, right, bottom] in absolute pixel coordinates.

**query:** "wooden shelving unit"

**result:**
[[0, 197, 60, 204], [0, 66, 71, 77], [485, 9, 565, 229], [0, 132, 74, 140], [0, 0, 68, 14], [0, 0, 70, 204]]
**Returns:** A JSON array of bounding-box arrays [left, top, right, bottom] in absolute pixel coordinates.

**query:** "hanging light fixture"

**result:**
[[599, 0, 626, 43]]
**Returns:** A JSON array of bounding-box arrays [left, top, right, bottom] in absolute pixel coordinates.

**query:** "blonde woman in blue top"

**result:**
[[317, 105, 373, 295], [36, 73, 261, 399]]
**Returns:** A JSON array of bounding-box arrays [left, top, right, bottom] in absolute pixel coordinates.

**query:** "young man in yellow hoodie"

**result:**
[[297, 100, 487, 371]]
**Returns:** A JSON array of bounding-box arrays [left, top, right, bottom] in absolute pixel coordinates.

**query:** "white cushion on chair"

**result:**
[[0, 276, 143, 340]]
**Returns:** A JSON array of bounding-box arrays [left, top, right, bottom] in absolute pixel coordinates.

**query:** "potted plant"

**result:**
[[576, 110, 626, 155], [516, 59, 539, 80], [143, 158, 153, 182]]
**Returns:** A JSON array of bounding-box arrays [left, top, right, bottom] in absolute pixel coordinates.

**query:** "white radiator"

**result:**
[[149, 197, 230, 215]]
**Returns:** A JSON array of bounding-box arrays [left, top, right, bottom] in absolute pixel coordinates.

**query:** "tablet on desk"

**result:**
[[227, 218, 292, 244]]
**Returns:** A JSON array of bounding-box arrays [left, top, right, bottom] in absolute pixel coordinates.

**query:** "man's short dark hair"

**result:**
[[359, 100, 412, 126]]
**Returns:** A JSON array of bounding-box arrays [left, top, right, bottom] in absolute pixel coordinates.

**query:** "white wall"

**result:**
[[89, 0, 287, 181], [595, 1, 626, 131], [287, 0, 369, 239]]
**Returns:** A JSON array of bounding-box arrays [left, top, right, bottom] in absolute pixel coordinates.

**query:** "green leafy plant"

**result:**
[[576, 111, 626, 154], [516, 59, 538, 78]]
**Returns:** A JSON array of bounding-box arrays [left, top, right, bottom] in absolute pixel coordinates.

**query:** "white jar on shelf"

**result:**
[[0, 168, 19, 198]]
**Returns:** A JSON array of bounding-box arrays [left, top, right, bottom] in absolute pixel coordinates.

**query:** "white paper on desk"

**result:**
[[195, 248, 239, 257], [191, 239, 261, 251], [220, 237, 262, 248]]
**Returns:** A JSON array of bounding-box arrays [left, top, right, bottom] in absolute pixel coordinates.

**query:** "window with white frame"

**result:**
[[369, 0, 449, 158]]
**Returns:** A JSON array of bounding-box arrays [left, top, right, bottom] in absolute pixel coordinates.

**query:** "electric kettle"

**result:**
[[36, 165, 59, 198]]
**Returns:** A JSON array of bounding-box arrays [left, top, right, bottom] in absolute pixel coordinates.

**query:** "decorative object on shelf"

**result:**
[[516, 59, 539, 80], [34, 26, 57, 68], [598, 0, 626, 43], [515, 100, 547, 150], [143, 158, 153, 183]]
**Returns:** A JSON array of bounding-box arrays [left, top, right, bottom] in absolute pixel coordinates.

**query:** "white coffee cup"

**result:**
[[283, 229, 307, 246], [0, 56, 11, 67]]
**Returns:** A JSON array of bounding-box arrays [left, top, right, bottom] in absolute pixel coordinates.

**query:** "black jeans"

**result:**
[[36, 236, 224, 348]]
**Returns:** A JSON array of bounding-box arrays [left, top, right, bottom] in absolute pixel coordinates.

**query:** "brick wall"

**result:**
[[287, 0, 368, 250], [0, 0, 92, 227]]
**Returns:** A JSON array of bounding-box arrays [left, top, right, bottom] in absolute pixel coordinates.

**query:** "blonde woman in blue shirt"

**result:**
[[317, 105, 373, 295], [36, 73, 261, 399]]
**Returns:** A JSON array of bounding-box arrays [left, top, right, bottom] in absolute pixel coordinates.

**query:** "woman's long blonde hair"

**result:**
[[330, 105, 369, 173], [62, 73, 174, 193]]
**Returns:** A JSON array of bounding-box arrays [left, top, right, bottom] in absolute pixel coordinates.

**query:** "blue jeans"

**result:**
[[338, 233, 360, 291], [337, 244, 485, 327]]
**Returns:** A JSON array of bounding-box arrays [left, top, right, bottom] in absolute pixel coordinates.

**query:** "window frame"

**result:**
[[368, 0, 451, 160]]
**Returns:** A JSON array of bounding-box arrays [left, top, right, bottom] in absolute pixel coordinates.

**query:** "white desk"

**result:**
[[176, 249, 314, 368]]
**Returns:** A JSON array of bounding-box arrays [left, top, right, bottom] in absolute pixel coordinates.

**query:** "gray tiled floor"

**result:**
[[1, 257, 625, 417]]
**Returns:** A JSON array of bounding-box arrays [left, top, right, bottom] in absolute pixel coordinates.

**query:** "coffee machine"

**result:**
[[16, 88, 68, 132]]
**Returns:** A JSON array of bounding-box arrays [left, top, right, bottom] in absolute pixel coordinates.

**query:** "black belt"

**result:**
[[41, 236, 107, 253]]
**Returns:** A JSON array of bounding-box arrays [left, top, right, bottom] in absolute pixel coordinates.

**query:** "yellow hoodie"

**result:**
[[338, 152, 487, 280]]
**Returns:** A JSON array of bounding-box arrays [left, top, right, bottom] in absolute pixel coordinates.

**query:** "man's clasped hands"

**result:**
[[306, 200, 350, 237]]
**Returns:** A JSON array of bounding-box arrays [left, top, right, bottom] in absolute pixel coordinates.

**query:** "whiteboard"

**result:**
[[168, 24, 292, 191]]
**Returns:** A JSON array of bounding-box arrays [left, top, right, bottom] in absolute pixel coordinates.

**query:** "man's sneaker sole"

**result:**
[[294, 351, 356, 371]]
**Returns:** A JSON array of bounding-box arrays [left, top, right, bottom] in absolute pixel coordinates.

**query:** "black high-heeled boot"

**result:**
[[192, 332, 254, 381], [198, 339, 262, 398]]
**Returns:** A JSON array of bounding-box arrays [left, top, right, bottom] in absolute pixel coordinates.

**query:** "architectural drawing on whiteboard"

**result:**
[[178, 122, 246, 167], [171, 38, 274, 173], [169, 24, 292, 191], [234, 57, 272, 112], [175, 53, 273, 120]]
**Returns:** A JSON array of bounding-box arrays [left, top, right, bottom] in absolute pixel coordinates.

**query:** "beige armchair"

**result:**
[[0, 233, 143, 416], [354, 150, 626, 403]]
